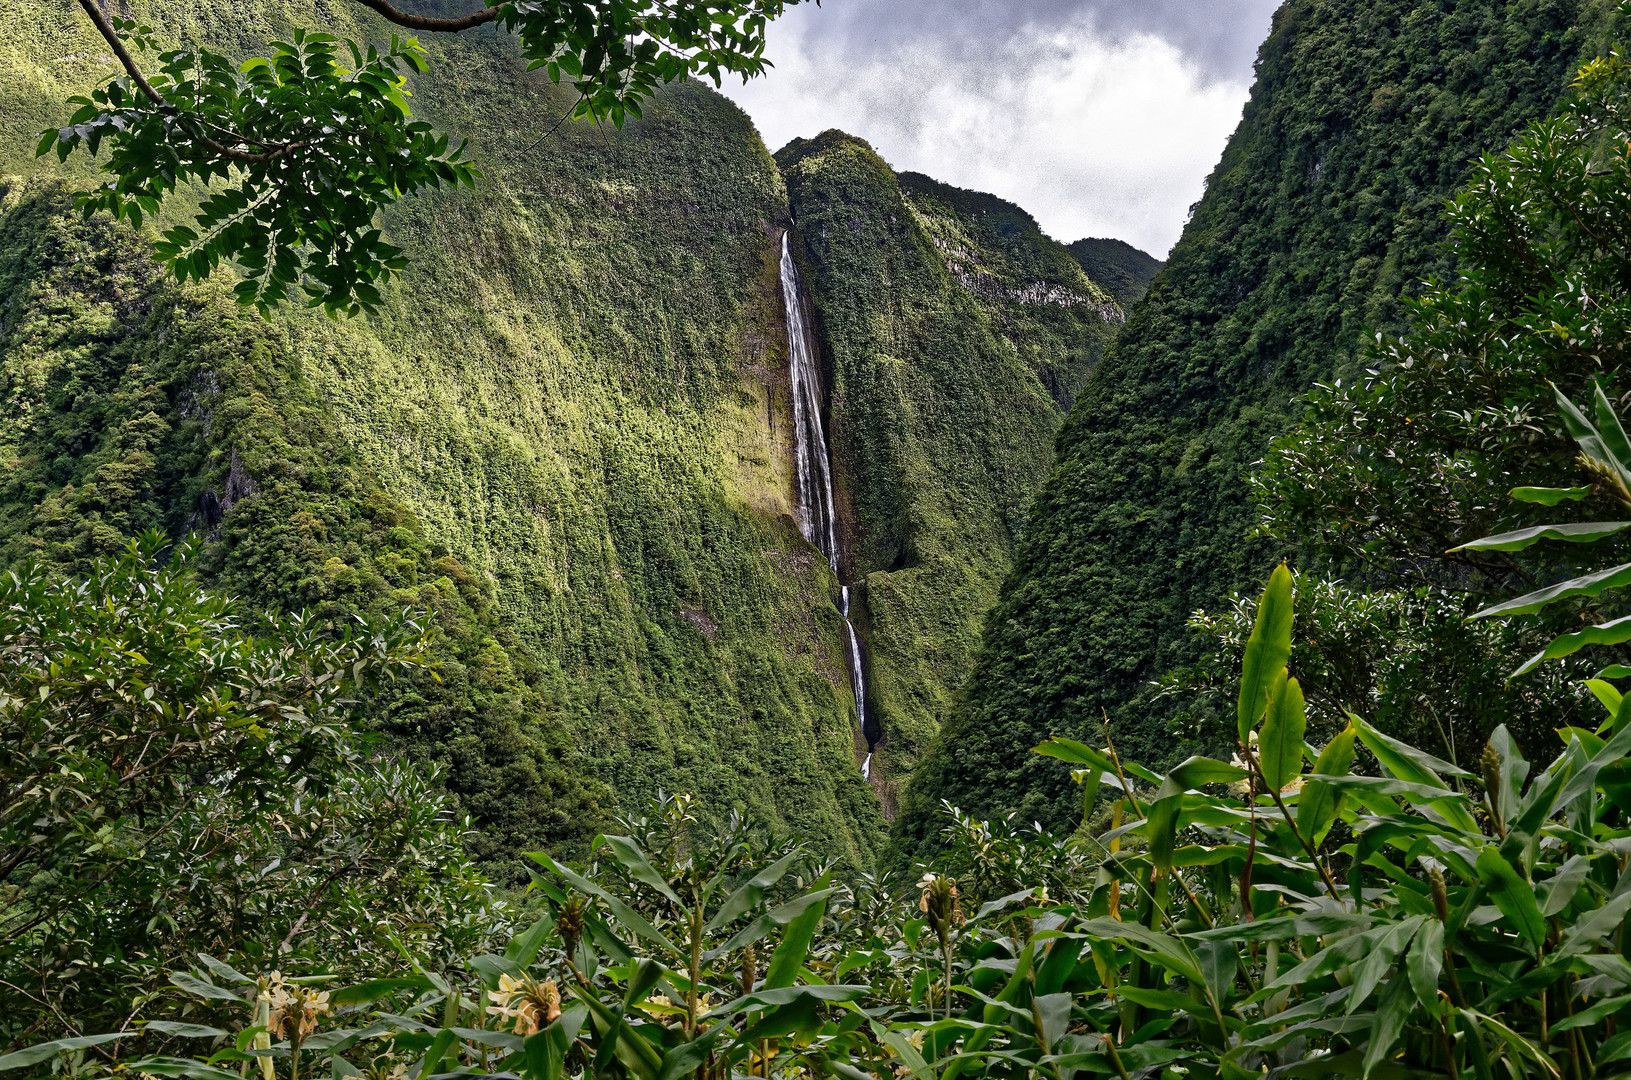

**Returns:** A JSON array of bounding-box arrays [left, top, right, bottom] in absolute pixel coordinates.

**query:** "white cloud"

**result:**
[[719, 3, 1272, 256]]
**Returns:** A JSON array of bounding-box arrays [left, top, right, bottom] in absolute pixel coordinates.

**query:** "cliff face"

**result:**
[[895, 0, 1619, 851], [776, 133, 1120, 797], [1066, 238, 1163, 309], [2, 0, 892, 868], [1, 2, 1123, 863]]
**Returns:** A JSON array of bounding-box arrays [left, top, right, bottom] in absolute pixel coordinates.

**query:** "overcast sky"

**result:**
[[718, 0, 1280, 257]]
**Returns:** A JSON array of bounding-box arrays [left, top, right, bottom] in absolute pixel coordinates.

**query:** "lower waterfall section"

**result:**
[[778, 231, 880, 766]]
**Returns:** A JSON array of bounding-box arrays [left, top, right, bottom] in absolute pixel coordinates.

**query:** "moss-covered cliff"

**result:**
[[895, 0, 1621, 851], [1067, 238, 1162, 309], [1, 1, 1123, 864], [776, 134, 1119, 794], [2, 0, 897, 869]]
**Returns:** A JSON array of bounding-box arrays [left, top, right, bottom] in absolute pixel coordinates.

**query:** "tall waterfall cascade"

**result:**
[[779, 232, 876, 778]]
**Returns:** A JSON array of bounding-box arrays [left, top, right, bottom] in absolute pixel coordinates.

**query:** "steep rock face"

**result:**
[[1066, 238, 1163, 309], [1, 1, 888, 867], [895, 0, 1617, 849], [777, 133, 1119, 795]]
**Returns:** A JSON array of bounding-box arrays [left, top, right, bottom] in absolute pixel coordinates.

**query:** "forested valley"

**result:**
[[9, 0, 1631, 1077]]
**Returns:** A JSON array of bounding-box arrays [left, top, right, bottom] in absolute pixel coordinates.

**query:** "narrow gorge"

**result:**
[[777, 231, 878, 779]]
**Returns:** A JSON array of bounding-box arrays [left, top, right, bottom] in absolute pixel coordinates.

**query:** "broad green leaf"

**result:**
[[599, 836, 683, 907], [578, 994, 662, 1080], [1510, 485, 1592, 505], [141, 1022, 229, 1039], [1347, 918, 1423, 1014], [704, 850, 799, 932], [1551, 993, 1631, 1032], [0, 1034, 132, 1071], [1144, 795, 1180, 873], [504, 913, 554, 967], [1154, 755, 1249, 799], [528, 853, 681, 958], [1588, 678, 1624, 716], [711, 887, 835, 961], [1556, 891, 1631, 958], [1515, 612, 1631, 675], [1471, 561, 1631, 619], [1259, 674, 1307, 793], [1355, 719, 1479, 833], [1475, 847, 1545, 949], [1033, 736, 1117, 772], [1449, 520, 1631, 551], [764, 876, 830, 989], [1362, 976, 1413, 1079], [1540, 855, 1591, 916], [1406, 918, 1443, 1008], [1298, 723, 1357, 846], [330, 977, 435, 1009], [170, 972, 245, 1002], [1072, 919, 1205, 986], [1592, 380, 1631, 474], [1238, 563, 1294, 742], [1462, 1008, 1561, 1079], [195, 955, 254, 985]]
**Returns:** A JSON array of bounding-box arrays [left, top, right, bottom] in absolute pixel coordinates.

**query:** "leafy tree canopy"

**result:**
[[40, 0, 804, 316]]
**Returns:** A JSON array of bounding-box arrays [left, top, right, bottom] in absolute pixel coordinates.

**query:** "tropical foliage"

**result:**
[[15, 564, 1631, 1077], [898, 0, 1617, 851], [40, 0, 804, 313], [0, 535, 504, 1045]]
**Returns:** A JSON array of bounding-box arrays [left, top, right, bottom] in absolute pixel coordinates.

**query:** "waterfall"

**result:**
[[779, 232, 878, 758]]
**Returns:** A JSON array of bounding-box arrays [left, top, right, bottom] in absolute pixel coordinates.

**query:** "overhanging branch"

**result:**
[[345, 0, 510, 32]]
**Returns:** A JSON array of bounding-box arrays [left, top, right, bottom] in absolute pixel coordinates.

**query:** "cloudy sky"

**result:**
[[718, 0, 1280, 257]]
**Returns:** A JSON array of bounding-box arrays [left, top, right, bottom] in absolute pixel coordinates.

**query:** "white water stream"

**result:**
[[779, 232, 877, 766]]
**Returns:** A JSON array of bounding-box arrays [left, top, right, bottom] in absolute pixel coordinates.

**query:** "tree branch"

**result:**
[[345, 0, 510, 32], [76, 0, 168, 107], [74, 0, 311, 165]]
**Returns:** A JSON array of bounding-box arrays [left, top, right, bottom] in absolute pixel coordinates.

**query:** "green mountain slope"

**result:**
[[777, 134, 1119, 799], [1066, 238, 1162, 308], [1, 2, 1122, 862], [2, 0, 892, 868], [895, 0, 1619, 848]]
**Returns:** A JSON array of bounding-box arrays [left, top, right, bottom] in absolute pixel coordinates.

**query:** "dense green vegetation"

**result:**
[[1065, 237, 1162, 309], [2, 0, 1127, 864], [776, 134, 1119, 788], [21, 557, 1631, 1077], [1, 0, 889, 866], [898, 0, 1623, 852], [0, 537, 507, 1042]]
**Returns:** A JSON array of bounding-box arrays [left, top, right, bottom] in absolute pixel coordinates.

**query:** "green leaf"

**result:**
[[704, 850, 799, 933], [1472, 561, 1631, 619], [1475, 846, 1545, 949], [1347, 918, 1423, 1014], [330, 977, 435, 1008], [170, 972, 245, 1002], [528, 852, 681, 958], [1514, 612, 1631, 676], [1588, 678, 1624, 716], [1556, 891, 1631, 958], [1153, 755, 1249, 800], [1238, 563, 1294, 742], [763, 877, 829, 989], [1509, 485, 1592, 505], [142, 1022, 230, 1039], [504, 914, 554, 967], [120, 1060, 245, 1080], [0, 1034, 132, 1071], [1361, 976, 1413, 1079], [1406, 919, 1443, 1009], [1450, 519, 1631, 551], [1298, 722, 1357, 846], [1259, 674, 1307, 793], [598, 835, 683, 907], [1539, 855, 1591, 917]]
